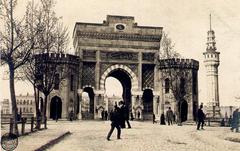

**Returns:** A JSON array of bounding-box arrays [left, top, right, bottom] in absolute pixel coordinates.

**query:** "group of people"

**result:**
[[106, 101, 131, 141], [153, 107, 176, 125], [101, 110, 109, 120]]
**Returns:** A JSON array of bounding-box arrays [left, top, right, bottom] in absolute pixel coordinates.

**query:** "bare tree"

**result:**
[[0, 0, 37, 134], [159, 32, 193, 125], [22, 0, 69, 120]]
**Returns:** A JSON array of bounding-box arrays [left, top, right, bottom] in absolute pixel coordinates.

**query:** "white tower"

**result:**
[[203, 14, 221, 118]]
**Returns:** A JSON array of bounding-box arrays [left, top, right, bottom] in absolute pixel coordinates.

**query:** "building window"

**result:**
[[27, 100, 29, 105], [23, 108, 25, 113], [165, 78, 170, 93], [30, 100, 32, 105], [54, 74, 60, 90], [30, 108, 32, 112], [23, 100, 26, 105], [70, 75, 74, 91]]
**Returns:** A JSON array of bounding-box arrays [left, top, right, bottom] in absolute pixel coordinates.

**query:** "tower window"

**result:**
[[70, 75, 74, 91], [54, 74, 60, 90], [165, 78, 170, 93]]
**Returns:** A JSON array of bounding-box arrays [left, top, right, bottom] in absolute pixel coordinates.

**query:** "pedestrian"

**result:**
[[137, 111, 140, 120], [166, 107, 174, 125], [153, 113, 157, 124], [101, 110, 104, 120], [230, 108, 239, 132], [69, 110, 74, 121], [228, 115, 232, 127], [197, 105, 205, 130], [106, 106, 121, 141], [160, 113, 166, 125], [123, 102, 131, 128], [105, 110, 108, 120], [130, 112, 134, 121], [118, 101, 126, 128], [173, 113, 176, 124]]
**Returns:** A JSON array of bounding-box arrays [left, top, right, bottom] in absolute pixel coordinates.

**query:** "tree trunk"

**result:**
[[34, 86, 41, 129], [9, 63, 18, 135], [43, 94, 49, 119]]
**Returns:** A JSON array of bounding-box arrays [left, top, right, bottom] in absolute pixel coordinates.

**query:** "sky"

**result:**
[[1, 0, 240, 106]]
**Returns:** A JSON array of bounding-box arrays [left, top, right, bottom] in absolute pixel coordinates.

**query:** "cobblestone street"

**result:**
[[39, 121, 240, 151]]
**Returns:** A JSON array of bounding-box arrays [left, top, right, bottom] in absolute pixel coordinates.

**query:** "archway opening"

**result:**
[[105, 77, 123, 111], [105, 69, 132, 111], [142, 89, 153, 118], [82, 87, 94, 119], [50, 96, 62, 120], [178, 99, 188, 122]]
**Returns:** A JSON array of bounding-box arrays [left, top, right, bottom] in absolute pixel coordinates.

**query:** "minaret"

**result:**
[[203, 14, 221, 118]]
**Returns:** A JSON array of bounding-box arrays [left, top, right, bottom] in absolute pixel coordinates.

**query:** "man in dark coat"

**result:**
[[231, 108, 239, 132], [107, 106, 121, 141], [160, 113, 166, 125], [119, 101, 126, 128], [197, 105, 205, 130], [166, 107, 174, 125], [123, 102, 131, 128]]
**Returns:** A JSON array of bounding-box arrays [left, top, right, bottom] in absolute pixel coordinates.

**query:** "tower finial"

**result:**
[[210, 14, 212, 31]]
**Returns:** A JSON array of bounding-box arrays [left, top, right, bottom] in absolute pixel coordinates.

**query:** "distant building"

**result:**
[[16, 93, 35, 116], [1, 99, 10, 114]]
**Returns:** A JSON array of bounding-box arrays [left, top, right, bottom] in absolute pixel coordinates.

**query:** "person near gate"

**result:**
[[107, 105, 121, 141]]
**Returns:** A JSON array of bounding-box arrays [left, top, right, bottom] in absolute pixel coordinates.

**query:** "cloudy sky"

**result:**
[[1, 0, 240, 106]]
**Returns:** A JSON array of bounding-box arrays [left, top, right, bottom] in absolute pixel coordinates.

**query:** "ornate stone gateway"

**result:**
[[73, 15, 199, 120], [73, 15, 162, 119]]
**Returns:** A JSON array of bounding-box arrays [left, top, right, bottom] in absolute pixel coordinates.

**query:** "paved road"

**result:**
[[45, 121, 240, 151]]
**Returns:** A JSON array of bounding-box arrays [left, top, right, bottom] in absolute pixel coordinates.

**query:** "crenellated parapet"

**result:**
[[158, 58, 199, 70], [35, 53, 80, 65]]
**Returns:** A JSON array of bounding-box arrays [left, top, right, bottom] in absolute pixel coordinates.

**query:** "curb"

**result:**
[[34, 131, 71, 151]]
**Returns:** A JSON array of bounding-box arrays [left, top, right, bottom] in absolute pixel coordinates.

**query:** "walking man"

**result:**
[[197, 105, 205, 130], [107, 106, 121, 141], [166, 107, 174, 125], [123, 102, 131, 128], [231, 108, 239, 132]]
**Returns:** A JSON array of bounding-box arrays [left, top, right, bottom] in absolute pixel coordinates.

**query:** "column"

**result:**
[[138, 52, 142, 91], [95, 50, 100, 90], [77, 89, 83, 119]]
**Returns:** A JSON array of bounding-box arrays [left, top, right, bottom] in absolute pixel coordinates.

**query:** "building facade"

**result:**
[[16, 93, 35, 116], [1, 99, 10, 114], [41, 15, 199, 121]]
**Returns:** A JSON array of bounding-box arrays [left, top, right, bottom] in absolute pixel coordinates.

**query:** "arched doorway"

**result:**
[[50, 96, 62, 120], [106, 69, 132, 110], [82, 87, 95, 119], [142, 89, 153, 119], [178, 99, 188, 122]]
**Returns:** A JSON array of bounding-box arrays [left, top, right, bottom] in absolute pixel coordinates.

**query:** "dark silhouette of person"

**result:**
[[166, 107, 174, 125], [197, 105, 205, 130], [101, 110, 104, 120], [231, 108, 239, 132], [130, 112, 134, 121], [173, 113, 176, 123], [160, 113, 166, 125], [153, 114, 157, 124], [69, 110, 74, 121], [228, 115, 232, 127], [107, 106, 121, 141], [123, 102, 131, 128], [119, 101, 126, 128], [105, 110, 108, 120], [137, 111, 140, 119]]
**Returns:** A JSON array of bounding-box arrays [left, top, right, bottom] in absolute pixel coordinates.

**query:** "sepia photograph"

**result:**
[[0, 0, 240, 150]]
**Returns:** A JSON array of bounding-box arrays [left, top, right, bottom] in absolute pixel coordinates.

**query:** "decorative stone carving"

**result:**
[[83, 50, 96, 60], [100, 51, 138, 61], [142, 53, 155, 62]]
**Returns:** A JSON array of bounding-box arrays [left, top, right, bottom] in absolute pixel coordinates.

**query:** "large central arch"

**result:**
[[100, 65, 138, 110]]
